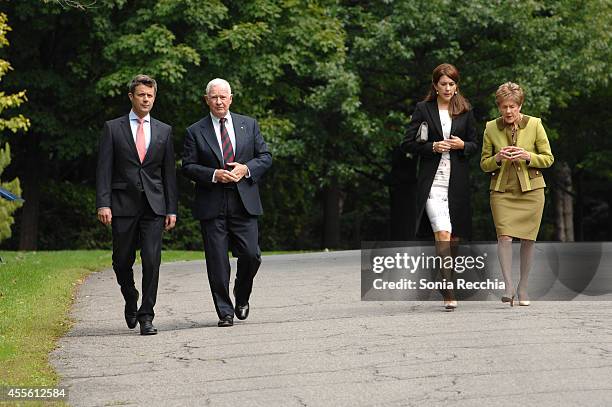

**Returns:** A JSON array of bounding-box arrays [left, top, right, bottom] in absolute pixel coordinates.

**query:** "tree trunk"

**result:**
[[322, 177, 341, 249], [18, 138, 41, 250], [607, 192, 612, 241], [574, 170, 584, 241], [553, 161, 574, 242]]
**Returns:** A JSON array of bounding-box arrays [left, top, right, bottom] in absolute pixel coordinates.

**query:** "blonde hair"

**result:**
[[496, 82, 524, 106]]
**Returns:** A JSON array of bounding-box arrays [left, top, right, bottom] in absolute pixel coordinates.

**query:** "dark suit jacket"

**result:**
[[96, 115, 178, 217], [182, 112, 272, 220], [400, 100, 478, 238]]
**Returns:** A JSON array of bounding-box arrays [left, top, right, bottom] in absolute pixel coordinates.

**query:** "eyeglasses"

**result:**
[[207, 95, 230, 102]]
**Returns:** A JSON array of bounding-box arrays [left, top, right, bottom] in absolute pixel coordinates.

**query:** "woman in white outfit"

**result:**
[[401, 63, 478, 310]]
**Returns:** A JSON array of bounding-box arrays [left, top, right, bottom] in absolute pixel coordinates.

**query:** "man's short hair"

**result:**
[[206, 78, 232, 96], [129, 74, 157, 94]]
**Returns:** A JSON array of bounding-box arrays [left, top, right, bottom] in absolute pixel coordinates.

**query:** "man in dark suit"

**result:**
[[182, 78, 272, 327], [96, 74, 178, 335]]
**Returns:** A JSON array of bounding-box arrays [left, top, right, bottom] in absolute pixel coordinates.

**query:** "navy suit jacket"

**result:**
[[182, 112, 272, 220], [96, 115, 178, 217]]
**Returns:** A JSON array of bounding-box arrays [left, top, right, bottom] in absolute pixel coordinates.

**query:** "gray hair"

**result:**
[[206, 78, 232, 95], [129, 74, 157, 94]]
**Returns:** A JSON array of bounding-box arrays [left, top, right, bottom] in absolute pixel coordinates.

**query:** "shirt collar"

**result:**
[[496, 115, 530, 131], [210, 111, 231, 124], [129, 110, 150, 123]]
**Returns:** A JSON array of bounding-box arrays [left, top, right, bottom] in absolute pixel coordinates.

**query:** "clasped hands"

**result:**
[[495, 146, 530, 162], [214, 162, 249, 183], [433, 135, 464, 153]]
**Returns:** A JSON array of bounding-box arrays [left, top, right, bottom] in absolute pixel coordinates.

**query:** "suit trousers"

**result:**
[[200, 186, 262, 319], [111, 194, 165, 321]]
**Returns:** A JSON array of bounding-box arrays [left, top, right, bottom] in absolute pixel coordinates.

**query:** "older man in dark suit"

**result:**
[[182, 78, 272, 327], [96, 74, 178, 335]]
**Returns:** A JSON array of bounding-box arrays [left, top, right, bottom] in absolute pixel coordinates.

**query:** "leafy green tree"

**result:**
[[0, 13, 27, 243], [0, 143, 22, 243], [1, 0, 610, 250], [338, 0, 612, 241], [88, 0, 353, 249], [2, 0, 352, 250], [2, 0, 201, 249], [0, 13, 28, 133]]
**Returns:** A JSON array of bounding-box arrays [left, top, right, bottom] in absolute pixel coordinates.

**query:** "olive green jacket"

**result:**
[[480, 115, 554, 192]]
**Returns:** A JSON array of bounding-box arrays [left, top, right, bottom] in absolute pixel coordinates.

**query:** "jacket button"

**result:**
[[492, 172, 495, 176], [536, 171, 540, 175], [518, 167, 521, 171]]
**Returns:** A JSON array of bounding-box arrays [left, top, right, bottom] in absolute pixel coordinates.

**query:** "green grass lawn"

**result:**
[[0, 250, 202, 389]]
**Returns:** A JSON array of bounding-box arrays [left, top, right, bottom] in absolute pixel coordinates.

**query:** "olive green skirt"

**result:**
[[490, 170, 544, 240]]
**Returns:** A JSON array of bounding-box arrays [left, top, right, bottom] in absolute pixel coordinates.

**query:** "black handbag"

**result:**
[[416, 121, 428, 144]]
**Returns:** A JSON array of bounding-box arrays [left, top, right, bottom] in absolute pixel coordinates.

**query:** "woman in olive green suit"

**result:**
[[480, 82, 554, 306]]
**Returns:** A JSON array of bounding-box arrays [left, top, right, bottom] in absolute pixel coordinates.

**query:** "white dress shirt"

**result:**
[[209, 111, 236, 158], [129, 110, 151, 149], [131, 111, 176, 217], [210, 111, 250, 182]]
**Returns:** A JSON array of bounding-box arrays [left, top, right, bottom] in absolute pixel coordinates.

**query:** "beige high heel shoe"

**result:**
[[443, 300, 458, 310], [518, 289, 530, 306]]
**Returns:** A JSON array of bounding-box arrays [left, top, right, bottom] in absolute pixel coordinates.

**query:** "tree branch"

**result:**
[[52, 0, 98, 10]]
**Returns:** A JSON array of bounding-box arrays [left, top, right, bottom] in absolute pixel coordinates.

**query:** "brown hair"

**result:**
[[495, 82, 524, 106], [424, 63, 471, 117], [129, 74, 157, 94]]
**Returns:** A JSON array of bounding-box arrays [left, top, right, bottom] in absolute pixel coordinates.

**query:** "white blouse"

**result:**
[[439, 109, 452, 160]]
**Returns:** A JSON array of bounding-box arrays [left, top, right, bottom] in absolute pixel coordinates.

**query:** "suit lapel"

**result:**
[[120, 115, 139, 161], [143, 118, 159, 164], [449, 113, 458, 137], [231, 113, 246, 162], [496, 117, 513, 146], [515, 115, 530, 147], [200, 116, 223, 166], [424, 101, 444, 140]]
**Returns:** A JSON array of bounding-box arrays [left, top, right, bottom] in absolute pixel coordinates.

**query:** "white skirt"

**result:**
[[426, 158, 452, 233]]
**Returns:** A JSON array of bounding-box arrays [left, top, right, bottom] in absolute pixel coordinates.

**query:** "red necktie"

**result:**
[[220, 118, 234, 169], [136, 118, 146, 163]]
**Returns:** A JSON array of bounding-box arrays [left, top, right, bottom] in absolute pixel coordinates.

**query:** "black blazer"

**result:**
[[400, 100, 478, 238], [182, 112, 272, 220], [96, 115, 178, 217]]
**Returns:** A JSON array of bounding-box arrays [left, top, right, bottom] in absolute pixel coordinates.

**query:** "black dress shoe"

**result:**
[[235, 303, 249, 320], [217, 315, 234, 327], [125, 311, 138, 329], [139, 320, 158, 335], [124, 292, 139, 329]]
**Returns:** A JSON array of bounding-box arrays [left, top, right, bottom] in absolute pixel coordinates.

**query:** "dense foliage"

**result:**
[[0, 0, 610, 249], [0, 13, 26, 243]]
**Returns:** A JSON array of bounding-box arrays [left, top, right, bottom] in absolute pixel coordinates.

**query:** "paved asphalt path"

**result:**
[[52, 250, 612, 406]]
